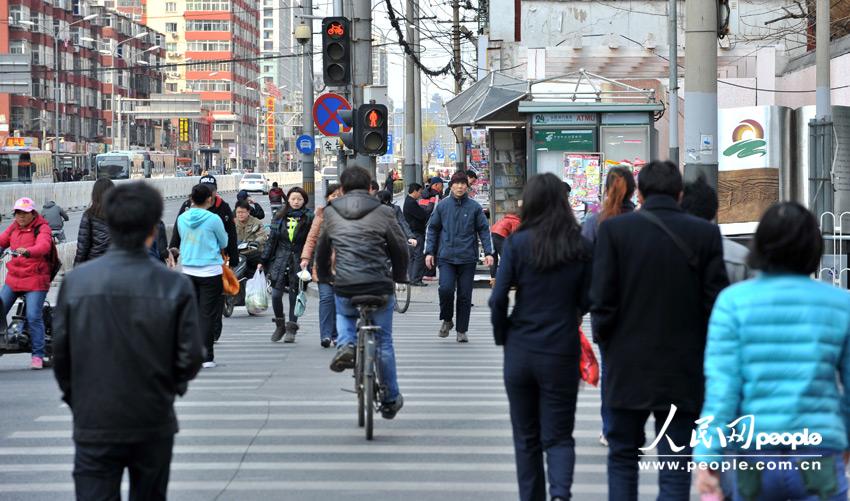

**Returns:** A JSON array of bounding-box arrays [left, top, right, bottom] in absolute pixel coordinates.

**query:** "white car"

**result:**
[[238, 173, 269, 194]]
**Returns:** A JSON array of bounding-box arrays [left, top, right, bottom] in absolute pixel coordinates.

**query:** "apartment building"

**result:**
[[1, 0, 163, 162], [142, 0, 260, 170]]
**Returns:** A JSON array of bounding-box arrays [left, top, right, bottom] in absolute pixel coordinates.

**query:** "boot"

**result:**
[[283, 321, 299, 343], [271, 318, 286, 342]]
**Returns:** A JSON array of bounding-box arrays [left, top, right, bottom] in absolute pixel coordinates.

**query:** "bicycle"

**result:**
[[393, 282, 410, 313], [350, 294, 388, 440]]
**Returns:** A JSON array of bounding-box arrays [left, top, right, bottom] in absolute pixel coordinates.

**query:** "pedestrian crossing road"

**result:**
[[0, 286, 689, 500]]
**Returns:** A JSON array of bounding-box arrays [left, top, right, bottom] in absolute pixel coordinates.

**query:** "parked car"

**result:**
[[238, 173, 269, 194]]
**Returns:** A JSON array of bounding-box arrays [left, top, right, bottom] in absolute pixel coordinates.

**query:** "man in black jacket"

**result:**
[[317, 166, 409, 419], [590, 160, 728, 500], [403, 182, 429, 286], [53, 182, 203, 500], [170, 175, 238, 342]]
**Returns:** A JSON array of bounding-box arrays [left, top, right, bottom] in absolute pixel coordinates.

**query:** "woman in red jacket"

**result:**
[[0, 197, 53, 369]]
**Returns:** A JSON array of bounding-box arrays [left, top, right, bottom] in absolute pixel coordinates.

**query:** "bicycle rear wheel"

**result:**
[[356, 339, 365, 428], [393, 283, 411, 313], [364, 369, 375, 440]]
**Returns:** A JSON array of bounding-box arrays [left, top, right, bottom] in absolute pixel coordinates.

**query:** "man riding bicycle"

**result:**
[[0, 197, 54, 369], [316, 166, 409, 419]]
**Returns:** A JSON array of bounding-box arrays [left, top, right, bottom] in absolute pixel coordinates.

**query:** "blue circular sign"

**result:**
[[296, 135, 315, 155], [449, 152, 457, 161], [313, 93, 352, 137]]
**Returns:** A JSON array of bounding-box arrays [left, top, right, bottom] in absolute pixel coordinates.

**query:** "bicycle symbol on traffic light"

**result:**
[[327, 22, 345, 38]]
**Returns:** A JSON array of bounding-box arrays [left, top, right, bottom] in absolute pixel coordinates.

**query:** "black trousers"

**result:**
[[188, 274, 223, 362], [504, 349, 580, 501], [437, 262, 476, 333], [490, 233, 506, 279], [73, 437, 174, 501], [409, 231, 426, 283]]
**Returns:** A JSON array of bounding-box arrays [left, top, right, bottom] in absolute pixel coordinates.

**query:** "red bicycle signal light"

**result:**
[[327, 22, 345, 38], [321, 17, 351, 86]]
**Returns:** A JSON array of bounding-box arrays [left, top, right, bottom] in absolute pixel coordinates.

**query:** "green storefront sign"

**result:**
[[533, 129, 595, 152]]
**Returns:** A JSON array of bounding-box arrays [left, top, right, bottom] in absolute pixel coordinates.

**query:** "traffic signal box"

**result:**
[[321, 17, 351, 86], [338, 104, 388, 156]]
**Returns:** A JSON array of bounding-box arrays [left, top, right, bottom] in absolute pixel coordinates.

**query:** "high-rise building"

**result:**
[[2, 0, 164, 171], [142, 0, 260, 171]]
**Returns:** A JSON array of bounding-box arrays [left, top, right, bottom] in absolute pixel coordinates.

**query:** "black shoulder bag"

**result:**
[[638, 210, 698, 270]]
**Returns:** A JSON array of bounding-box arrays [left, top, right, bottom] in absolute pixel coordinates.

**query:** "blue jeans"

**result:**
[[504, 348, 580, 501], [437, 262, 476, 333], [729, 450, 847, 501], [318, 283, 337, 341], [1, 285, 47, 358], [334, 294, 399, 403], [607, 408, 698, 501]]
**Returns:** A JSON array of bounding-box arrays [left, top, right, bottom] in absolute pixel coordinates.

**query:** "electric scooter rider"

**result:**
[[0, 197, 53, 370], [234, 200, 268, 277]]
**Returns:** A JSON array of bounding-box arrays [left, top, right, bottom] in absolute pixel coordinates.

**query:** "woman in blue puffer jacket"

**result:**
[[695, 202, 850, 501]]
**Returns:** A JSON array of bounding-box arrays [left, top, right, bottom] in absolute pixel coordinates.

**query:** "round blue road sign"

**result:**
[[296, 135, 315, 155]]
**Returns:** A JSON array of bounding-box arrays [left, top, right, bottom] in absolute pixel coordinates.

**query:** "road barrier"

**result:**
[[0, 172, 309, 212]]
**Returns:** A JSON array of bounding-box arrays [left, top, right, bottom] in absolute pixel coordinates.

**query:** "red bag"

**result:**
[[579, 327, 600, 386]]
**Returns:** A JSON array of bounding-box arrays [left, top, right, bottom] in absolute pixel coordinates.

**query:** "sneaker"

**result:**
[[202, 361, 217, 369], [31, 356, 43, 370], [438, 320, 453, 338], [320, 338, 332, 348], [330, 344, 356, 373], [456, 332, 469, 343], [380, 394, 404, 420], [599, 434, 608, 447]]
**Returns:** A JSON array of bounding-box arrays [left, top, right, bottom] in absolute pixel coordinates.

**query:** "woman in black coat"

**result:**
[[489, 173, 592, 501], [261, 187, 313, 343], [74, 178, 114, 266]]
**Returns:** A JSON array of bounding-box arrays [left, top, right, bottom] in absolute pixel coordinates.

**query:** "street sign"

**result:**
[[435, 147, 445, 161], [386, 134, 394, 155], [313, 93, 351, 137], [321, 136, 338, 154], [296, 135, 315, 155], [449, 152, 457, 161]]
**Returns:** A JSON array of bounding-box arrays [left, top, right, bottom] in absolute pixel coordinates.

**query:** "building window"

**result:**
[[166, 82, 178, 92], [166, 2, 176, 11], [166, 43, 178, 52], [186, 0, 231, 11], [165, 22, 178, 33], [263, 41, 273, 51], [214, 123, 233, 132], [186, 20, 231, 31], [263, 19, 273, 28], [10, 40, 26, 55], [186, 41, 231, 51]]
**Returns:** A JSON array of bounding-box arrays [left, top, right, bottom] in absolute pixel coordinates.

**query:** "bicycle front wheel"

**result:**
[[364, 371, 375, 440], [356, 340, 365, 428], [393, 283, 411, 314]]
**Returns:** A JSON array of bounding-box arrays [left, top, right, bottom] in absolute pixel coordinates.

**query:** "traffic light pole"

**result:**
[[403, 0, 417, 188], [351, 0, 376, 178], [301, 0, 316, 209], [333, 0, 347, 175]]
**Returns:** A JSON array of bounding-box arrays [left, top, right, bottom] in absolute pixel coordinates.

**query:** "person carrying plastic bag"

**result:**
[[245, 270, 269, 315]]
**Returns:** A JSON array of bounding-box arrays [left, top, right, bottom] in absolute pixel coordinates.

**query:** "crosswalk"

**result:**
[[0, 287, 681, 500]]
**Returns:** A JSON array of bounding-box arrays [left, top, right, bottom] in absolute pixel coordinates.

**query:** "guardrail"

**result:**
[[0, 172, 310, 212]]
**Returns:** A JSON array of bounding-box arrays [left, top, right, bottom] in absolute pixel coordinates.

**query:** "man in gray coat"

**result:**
[[42, 201, 69, 243], [681, 178, 753, 284]]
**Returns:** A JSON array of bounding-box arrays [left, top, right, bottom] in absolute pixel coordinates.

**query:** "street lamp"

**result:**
[[22, 13, 98, 174]]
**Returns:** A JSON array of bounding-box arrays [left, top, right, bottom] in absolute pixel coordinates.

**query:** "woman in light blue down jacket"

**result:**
[[695, 202, 850, 501]]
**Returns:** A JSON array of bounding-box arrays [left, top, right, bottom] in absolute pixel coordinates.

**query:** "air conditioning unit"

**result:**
[[170, 32, 179, 39]]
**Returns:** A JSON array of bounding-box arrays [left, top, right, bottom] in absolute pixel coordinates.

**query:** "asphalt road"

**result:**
[[0, 284, 693, 500]]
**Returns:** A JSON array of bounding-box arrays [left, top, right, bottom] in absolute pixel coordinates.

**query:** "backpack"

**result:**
[[33, 225, 62, 281]]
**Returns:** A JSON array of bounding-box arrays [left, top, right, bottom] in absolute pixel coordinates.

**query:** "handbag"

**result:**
[[221, 253, 240, 295], [293, 279, 308, 318], [579, 327, 600, 387]]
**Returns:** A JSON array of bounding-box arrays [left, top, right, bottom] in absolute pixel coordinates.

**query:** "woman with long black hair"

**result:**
[[261, 186, 313, 343], [74, 178, 115, 265], [489, 173, 592, 501]]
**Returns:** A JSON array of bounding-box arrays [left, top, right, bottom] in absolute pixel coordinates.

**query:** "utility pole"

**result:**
[[295, 9, 315, 208], [451, 0, 465, 173], [413, 14, 423, 184], [816, 0, 831, 120], [668, 0, 679, 165], [403, 0, 417, 186], [683, 0, 718, 187], [351, 0, 375, 177], [53, 32, 61, 171]]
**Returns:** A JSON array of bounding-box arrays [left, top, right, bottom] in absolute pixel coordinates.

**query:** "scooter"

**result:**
[[0, 251, 54, 366], [223, 242, 262, 317]]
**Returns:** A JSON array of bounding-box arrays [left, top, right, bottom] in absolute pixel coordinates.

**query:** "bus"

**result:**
[[0, 149, 53, 183], [95, 151, 177, 180]]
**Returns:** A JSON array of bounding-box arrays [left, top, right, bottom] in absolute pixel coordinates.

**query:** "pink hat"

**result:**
[[13, 197, 35, 213]]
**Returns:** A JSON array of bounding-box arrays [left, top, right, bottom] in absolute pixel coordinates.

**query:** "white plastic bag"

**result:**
[[245, 270, 269, 315]]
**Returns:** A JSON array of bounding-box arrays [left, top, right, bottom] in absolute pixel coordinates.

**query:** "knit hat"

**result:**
[[429, 176, 444, 185]]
